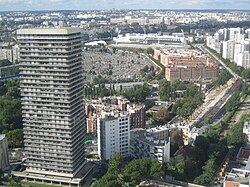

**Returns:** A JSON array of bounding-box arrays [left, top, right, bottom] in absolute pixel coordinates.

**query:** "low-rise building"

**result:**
[[154, 48, 219, 81], [114, 33, 186, 45], [130, 127, 170, 164]]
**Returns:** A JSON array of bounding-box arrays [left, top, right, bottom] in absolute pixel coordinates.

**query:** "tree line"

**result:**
[[93, 153, 163, 187], [159, 79, 204, 119], [84, 82, 150, 103], [0, 80, 23, 148]]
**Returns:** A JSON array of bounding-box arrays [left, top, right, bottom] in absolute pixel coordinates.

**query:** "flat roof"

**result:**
[[17, 27, 82, 35], [237, 147, 250, 161], [131, 129, 169, 146]]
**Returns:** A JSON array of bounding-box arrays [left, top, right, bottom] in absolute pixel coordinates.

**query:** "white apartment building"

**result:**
[[222, 40, 235, 61], [0, 44, 20, 63], [237, 52, 250, 68], [208, 28, 250, 68], [97, 112, 130, 160], [0, 134, 9, 170]]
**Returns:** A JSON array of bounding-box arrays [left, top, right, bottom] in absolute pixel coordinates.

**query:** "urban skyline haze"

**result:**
[[0, 0, 250, 11]]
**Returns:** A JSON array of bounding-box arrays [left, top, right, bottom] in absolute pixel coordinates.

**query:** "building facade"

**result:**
[[154, 48, 219, 81], [16, 28, 87, 186], [86, 96, 146, 134], [0, 134, 9, 170], [165, 66, 219, 81], [97, 113, 130, 160], [130, 128, 170, 164], [0, 44, 20, 63]]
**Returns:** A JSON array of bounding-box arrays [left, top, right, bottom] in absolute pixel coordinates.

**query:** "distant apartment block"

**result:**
[[110, 16, 166, 26], [0, 43, 20, 63], [207, 27, 250, 68], [0, 134, 9, 170], [154, 49, 219, 81], [97, 112, 130, 160]]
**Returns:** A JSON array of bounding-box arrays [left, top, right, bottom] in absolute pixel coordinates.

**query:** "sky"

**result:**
[[0, 0, 250, 11]]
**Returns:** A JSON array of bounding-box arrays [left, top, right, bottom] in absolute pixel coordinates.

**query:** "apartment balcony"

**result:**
[[19, 47, 81, 54], [20, 43, 80, 49], [23, 118, 71, 125], [19, 55, 82, 63], [24, 139, 71, 147], [23, 127, 70, 134], [21, 107, 70, 114], [19, 61, 82, 69], [20, 84, 70, 91], [21, 102, 70, 108], [21, 98, 70, 104], [21, 93, 70, 100], [25, 148, 72, 157], [23, 131, 71, 139], [26, 161, 73, 172], [26, 152, 72, 160], [19, 67, 68, 72], [18, 38, 81, 44], [20, 51, 82, 59], [24, 135, 71, 143], [25, 143, 71, 151]]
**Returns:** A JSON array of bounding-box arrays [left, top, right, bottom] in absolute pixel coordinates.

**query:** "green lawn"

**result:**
[[21, 181, 58, 187]]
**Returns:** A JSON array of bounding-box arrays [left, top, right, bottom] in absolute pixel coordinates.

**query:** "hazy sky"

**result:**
[[0, 0, 249, 11]]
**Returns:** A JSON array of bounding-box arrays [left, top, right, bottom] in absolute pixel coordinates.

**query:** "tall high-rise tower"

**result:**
[[16, 28, 86, 186]]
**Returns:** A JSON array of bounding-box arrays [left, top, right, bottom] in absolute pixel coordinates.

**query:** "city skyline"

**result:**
[[0, 0, 250, 11]]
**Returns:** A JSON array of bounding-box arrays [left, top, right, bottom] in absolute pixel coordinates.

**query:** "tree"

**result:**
[[171, 129, 184, 148], [122, 83, 150, 103], [93, 173, 122, 187], [193, 156, 217, 185], [159, 79, 171, 101], [146, 47, 154, 55], [156, 108, 170, 122], [225, 92, 241, 112], [143, 65, 149, 72], [0, 80, 22, 133], [123, 160, 141, 186], [149, 159, 164, 178], [9, 181, 21, 187], [150, 65, 154, 71], [164, 156, 185, 178], [5, 129, 23, 148], [241, 68, 250, 80], [213, 70, 232, 87], [108, 152, 122, 174], [0, 60, 12, 67]]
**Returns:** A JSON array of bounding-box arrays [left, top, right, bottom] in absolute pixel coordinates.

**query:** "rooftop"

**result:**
[[131, 128, 170, 146], [17, 27, 82, 35], [237, 147, 250, 162]]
